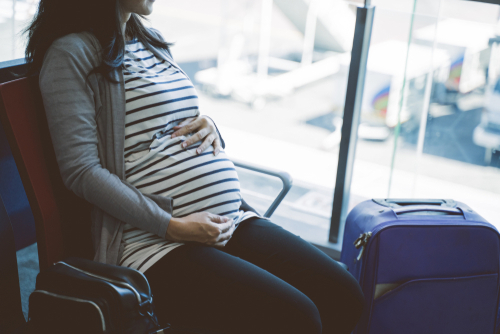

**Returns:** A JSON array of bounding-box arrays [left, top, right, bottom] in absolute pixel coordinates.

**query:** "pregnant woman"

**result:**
[[26, 0, 364, 333]]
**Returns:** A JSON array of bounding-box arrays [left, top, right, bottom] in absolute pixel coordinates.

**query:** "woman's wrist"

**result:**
[[165, 216, 184, 241]]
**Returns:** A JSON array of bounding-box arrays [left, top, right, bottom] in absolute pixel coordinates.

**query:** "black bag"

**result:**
[[28, 257, 162, 334]]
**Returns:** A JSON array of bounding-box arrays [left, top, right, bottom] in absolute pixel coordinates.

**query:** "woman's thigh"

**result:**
[[143, 243, 322, 334], [222, 218, 364, 334]]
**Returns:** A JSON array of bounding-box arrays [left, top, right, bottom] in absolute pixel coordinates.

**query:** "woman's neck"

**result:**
[[119, 8, 132, 41]]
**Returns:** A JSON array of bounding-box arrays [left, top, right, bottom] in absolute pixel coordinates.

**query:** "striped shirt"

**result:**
[[119, 39, 257, 273]]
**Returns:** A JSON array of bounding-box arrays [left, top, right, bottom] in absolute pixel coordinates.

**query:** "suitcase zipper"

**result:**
[[56, 261, 143, 304], [354, 232, 372, 261], [31, 290, 106, 332]]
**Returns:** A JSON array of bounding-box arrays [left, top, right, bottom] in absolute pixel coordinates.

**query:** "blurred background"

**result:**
[[2, 0, 500, 249]]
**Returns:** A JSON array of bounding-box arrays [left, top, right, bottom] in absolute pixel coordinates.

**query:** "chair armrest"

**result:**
[[232, 159, 293, 218]]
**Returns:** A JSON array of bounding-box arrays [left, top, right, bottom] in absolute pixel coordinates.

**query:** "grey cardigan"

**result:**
[[39, 31, 202, 265]]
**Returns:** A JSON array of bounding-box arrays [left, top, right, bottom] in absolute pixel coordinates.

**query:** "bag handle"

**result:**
[[392, 205, 468, 219], [373, 198, 456, 208], [56, 261, 143, 304]]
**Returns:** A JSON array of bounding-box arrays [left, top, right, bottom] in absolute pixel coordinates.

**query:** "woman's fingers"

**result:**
[[171, 117, 200, 138], [214, 223, 236, 247], [213, 138, 221, 156], [206, 215, 233, 244], [203, 221, 233, 246], [172, 117, 196, 132], [172, 212, 235, 246], [220, 219, 234, 234], [213, 240, 229, 248], [210, 214, 231, 224], [181, 128, 209, 149], [171, 116, 221, 154], [210, 215, 233, 234], [196, 134, 216, 154]]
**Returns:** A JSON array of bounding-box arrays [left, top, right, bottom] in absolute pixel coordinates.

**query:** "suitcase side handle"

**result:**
[[392, 205, 466, 218]]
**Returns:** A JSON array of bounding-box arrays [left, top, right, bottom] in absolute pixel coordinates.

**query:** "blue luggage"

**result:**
[[341, 199, 500, 334]]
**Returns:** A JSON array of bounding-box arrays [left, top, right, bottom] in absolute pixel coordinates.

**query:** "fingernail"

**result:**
[[171, 134, 176, 138], [182, 142, 186, 148], [214, 149, 219, 156], [196, 149, 201, 154]]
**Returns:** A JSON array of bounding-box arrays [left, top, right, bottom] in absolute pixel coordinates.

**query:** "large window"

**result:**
[[348, 0, 500, 240], [2, 0, 499, 253]]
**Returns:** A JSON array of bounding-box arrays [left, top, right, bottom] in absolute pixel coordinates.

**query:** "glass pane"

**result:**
[[0, 0, 39, 62], [347, 1, 421, 230], [349, 0, 500, 235], [150, 0, 357, 244]]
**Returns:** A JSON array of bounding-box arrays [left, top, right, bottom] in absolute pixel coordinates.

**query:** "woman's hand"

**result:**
[[165, 212, 236, 247], [171, 116, 222, 156]]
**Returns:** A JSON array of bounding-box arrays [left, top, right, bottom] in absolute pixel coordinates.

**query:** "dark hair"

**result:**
[[24, 0, 171, 82]]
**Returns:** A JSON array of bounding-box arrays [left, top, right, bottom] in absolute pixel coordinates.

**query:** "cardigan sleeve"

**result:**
[[39, 41, 172, 239]]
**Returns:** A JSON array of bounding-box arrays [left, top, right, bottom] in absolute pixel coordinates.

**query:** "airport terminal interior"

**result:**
[[1, 0, 500, 331]]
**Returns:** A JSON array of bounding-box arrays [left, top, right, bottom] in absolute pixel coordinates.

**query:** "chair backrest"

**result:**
[[0, 76, 93, 271], [0, 194, 25, 332]]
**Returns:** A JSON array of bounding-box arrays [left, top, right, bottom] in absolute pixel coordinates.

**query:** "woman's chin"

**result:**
[[140, 1, 155, 16], [141, 8, 154, 16], [147, 0, 155, 12]]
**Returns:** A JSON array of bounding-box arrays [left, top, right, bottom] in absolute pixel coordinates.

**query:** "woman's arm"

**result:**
[[40, 37, 236, 247], [40, 41, 172, 238]]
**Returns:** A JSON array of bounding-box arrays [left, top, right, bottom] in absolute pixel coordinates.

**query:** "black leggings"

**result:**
[[144, 218, 364, 334]]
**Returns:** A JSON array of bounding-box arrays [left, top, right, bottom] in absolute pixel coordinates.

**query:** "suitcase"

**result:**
[[341, 199, 500, 334]]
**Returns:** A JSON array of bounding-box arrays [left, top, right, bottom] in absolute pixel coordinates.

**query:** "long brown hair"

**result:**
[[24, 0, 172, 82]]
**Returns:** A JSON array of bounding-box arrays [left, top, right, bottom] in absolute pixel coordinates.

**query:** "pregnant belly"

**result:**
[[125, 135, 242, 218]]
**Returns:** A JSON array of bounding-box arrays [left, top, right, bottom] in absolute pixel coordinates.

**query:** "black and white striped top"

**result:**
[[119, 39, 257, 273]]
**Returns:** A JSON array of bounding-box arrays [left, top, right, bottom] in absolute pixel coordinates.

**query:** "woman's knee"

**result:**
[[342, 276, 365, 324], [294, 302, 323, 334], [342, 271, 365, 314], [260, 294, 322, 334], [317, 270, 365, 333]]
